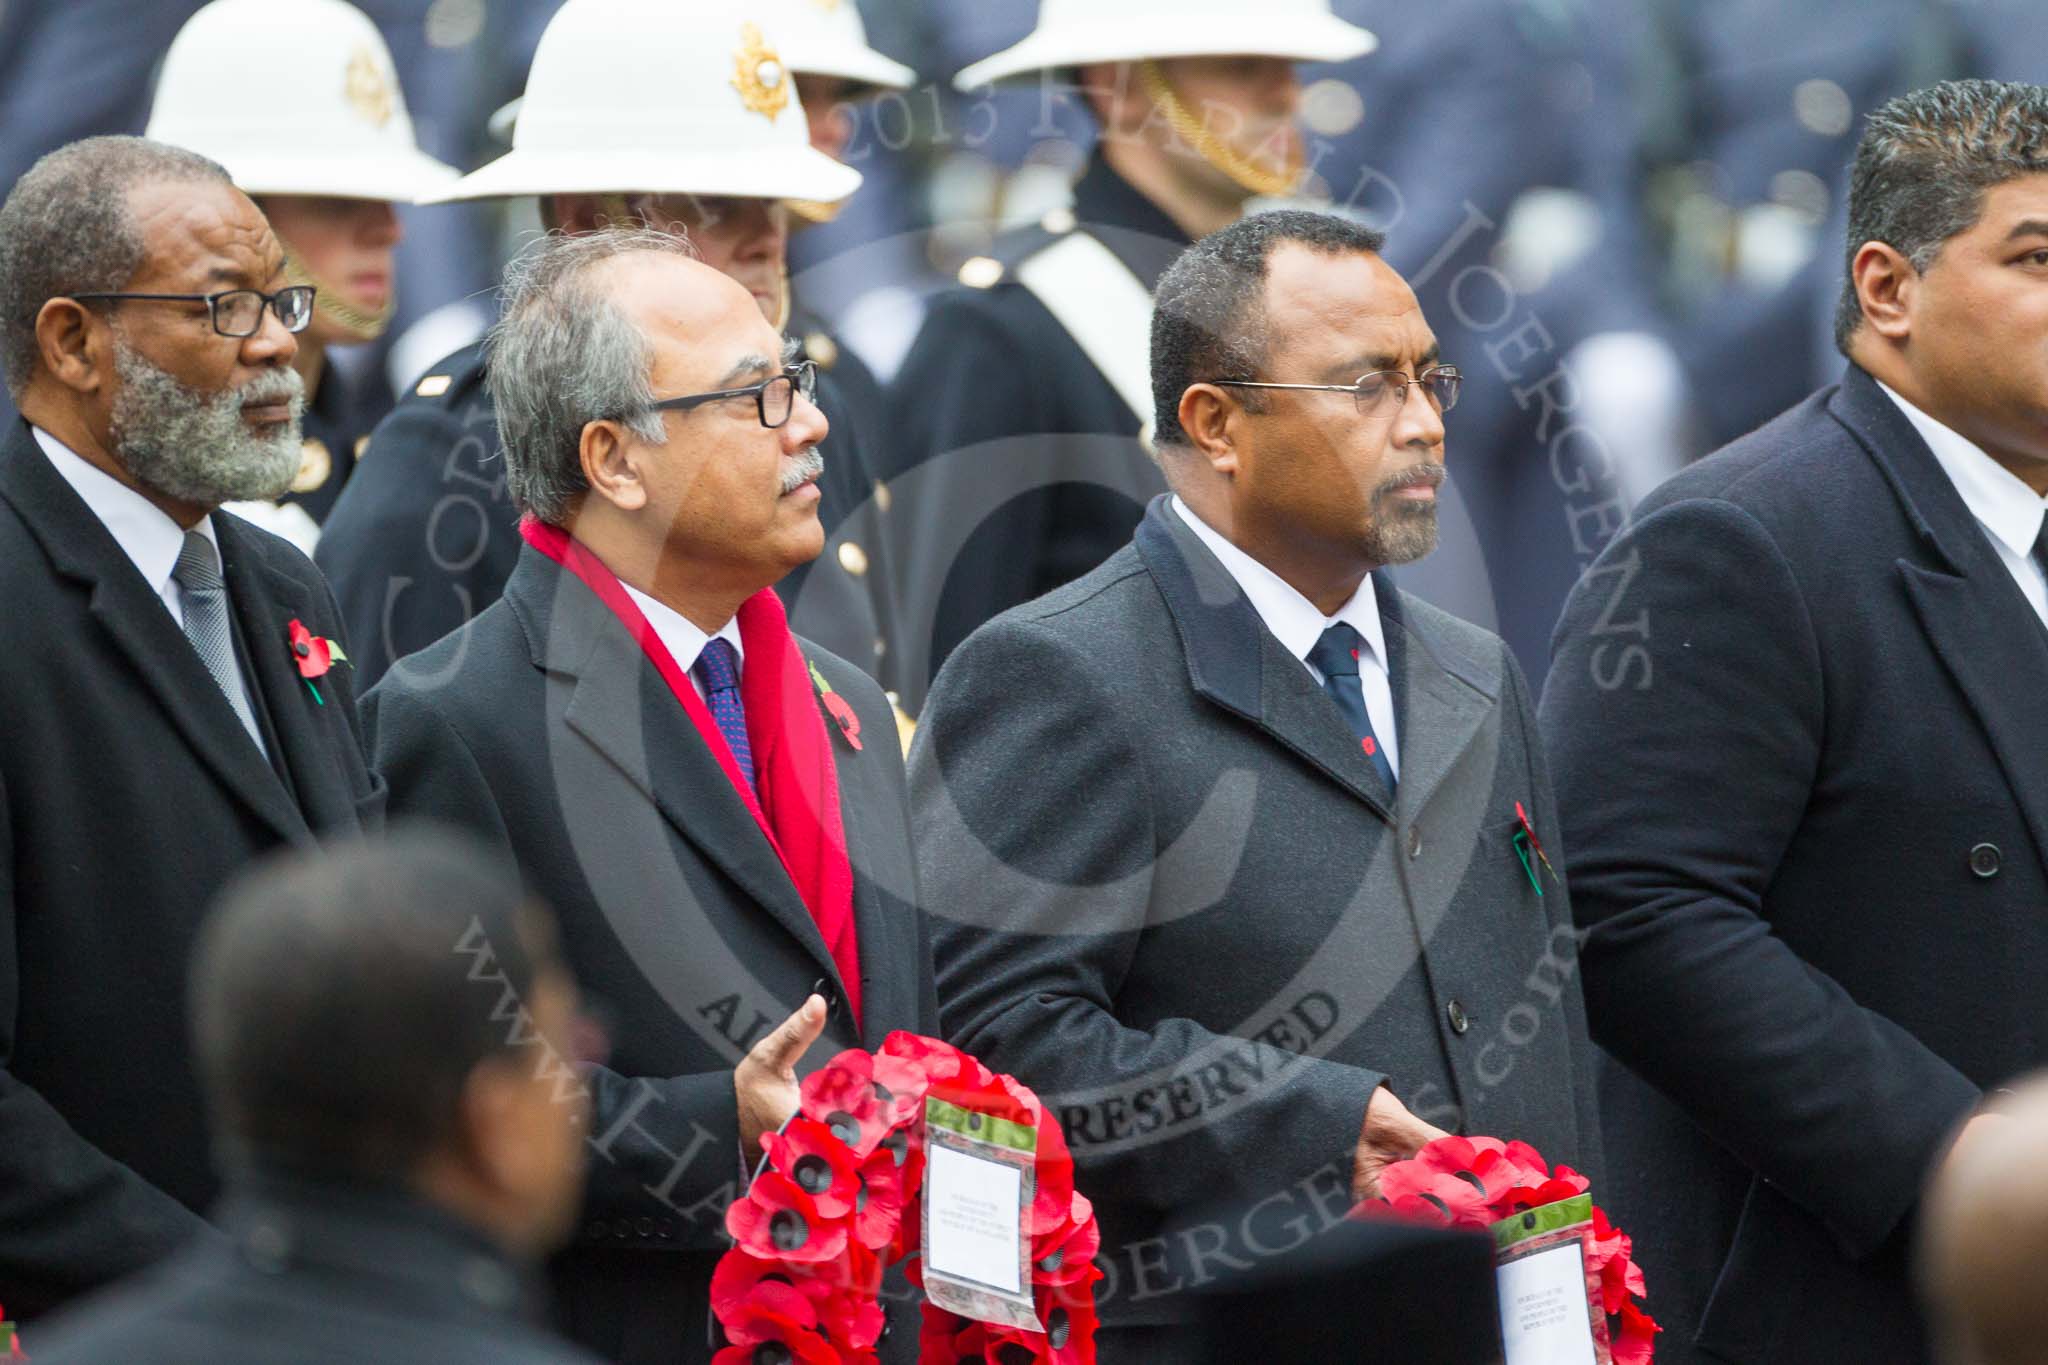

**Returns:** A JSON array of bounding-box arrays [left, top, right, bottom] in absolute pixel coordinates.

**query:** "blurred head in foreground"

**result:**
[[191, 829, 590, 1260]]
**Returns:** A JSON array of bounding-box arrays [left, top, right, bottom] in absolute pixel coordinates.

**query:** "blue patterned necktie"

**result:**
[[1305, 622, 1396, 792], [693, 637, 756, 791]]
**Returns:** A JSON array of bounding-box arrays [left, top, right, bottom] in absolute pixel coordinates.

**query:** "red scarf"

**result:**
[[521, 518, 861, 1029]]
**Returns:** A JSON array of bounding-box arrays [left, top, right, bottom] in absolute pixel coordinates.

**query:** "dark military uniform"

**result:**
[[882, 150, 1186, 709], [29, 1170, 599, 1364], [286, 359, 390, 525], [314, 336, 897, 692]]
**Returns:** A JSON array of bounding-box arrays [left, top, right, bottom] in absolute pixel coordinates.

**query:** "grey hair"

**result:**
[[0, 135, 232, 399], [485, 226, 702, 524], [1835, 79, 2048, 354]]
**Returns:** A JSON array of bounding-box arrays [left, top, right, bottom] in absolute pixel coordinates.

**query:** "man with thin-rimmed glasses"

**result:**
[[361, 227, 938, 1364], [913, 209, 1601, 1363], [0, 134, 384, 1326]]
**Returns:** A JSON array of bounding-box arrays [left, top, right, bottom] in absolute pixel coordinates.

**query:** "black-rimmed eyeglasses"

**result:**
[[644, 360, 818, 430], [65, 286, 317, 338], [1213, 365, 1462, 418]]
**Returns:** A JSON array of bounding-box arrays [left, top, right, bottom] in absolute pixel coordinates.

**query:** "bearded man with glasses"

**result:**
[[362, 226, 937, 1365], [0, 135, 385, 1327], [912, 210, 1599, 1363]]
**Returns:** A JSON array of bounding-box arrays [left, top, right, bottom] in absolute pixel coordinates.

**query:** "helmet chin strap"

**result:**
[[282, 254, 394, 343], [787, 197, 845, 226], [1136, 60, 1303, 200]]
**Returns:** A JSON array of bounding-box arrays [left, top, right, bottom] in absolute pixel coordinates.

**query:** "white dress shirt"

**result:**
[[33, 425, 225, 629], [1170, 495, 1400, 775], [34, 425, 268, 755], [622, 583, 745, 701], [1878, 382, 2048, 629]]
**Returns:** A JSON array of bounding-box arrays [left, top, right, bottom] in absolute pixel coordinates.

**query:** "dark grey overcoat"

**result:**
[[912, 495, 1601, 1352]]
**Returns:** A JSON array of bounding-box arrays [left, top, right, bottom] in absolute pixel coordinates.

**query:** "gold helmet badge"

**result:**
[[731, 23, 791, 121]]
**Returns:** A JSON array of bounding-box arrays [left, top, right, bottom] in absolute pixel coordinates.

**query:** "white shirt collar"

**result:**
[[1877, 381, 2048, 562], [621, 582, 744, 678], [1170, 495, 1388, 673], [32, 425, 217, 597]]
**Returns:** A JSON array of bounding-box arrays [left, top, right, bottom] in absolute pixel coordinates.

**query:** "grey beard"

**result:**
[[108, 345, 305, 507], [1368, 499, 1440, 566], [779, 444, 824, 495]]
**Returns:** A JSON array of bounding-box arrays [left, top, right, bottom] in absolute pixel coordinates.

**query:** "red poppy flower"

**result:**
[[870, 1050, 931, 1126], [711, 1301, 840, 1365], [728, 1170, 850, 1265], [1611, 1298, 1661, 1365], [1025, 1103, 1077, 1237], [821, 689, 863, 751], [1035, 1276, 1102, 1365], [1583, 1206, 1646, 1316], [879, 1033, 992, 1090], [1499, 1172, 1595, 1216], [713, 1251, 798, 1322], [723, 1278, 819, 1343], [920, 1305, 987, 1362], [850, 1141, 909, 1251], [800, 1052, 895, 1160], [285, 618, 339, 679], [1032, 1192, 1102, 1286], [1371, 1161, 1494, 1229], [766, 1118, 864, 1220], [1412, 1135, 1552, 1206]]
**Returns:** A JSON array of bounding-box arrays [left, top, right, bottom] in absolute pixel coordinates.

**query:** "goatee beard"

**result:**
[[1365, 464, 1443, 566], [108, 344, 305, 507]]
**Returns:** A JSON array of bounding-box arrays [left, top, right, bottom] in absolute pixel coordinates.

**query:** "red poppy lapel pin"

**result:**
[[808, 659, 863, 751], [287, 618, 349, 706], [1512, 800, 1559, 896]]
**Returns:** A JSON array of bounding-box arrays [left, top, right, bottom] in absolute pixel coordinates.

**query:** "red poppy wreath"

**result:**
[[714, 1034, 1101, 1365], [1355, 1135, 1660, 1364]]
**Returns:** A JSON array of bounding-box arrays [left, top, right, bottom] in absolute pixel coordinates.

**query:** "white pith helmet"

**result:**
[[753, 0, 915, 92], [146, 0, 457, 201], [427, 0, 862, 206], [953, 0, 1378, 91]]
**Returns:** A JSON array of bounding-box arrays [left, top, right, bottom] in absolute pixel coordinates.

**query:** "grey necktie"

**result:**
[[171, 530, 264, 751]]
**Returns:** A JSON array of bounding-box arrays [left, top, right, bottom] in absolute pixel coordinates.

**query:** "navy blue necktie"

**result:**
[[1306, 622, 1396, 792], [693, 638, 756, 791]]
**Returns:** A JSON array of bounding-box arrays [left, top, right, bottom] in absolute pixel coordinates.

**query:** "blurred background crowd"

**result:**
[[8, 0, 2048, 678]]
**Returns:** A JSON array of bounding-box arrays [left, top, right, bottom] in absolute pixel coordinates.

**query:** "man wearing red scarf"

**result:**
[[361, 226, 937, 1365]]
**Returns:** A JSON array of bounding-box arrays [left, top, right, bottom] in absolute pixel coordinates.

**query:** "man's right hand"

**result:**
[[1352, 1085, 1451, 1202], [735, 994, 828, 1159]]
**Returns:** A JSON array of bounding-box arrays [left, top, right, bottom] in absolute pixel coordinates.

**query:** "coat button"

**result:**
[[837, 541, 869, 576], [1408, 828, 1423, 860], [1446, 1000, 1470, 1035], [636, 1216, 655, 1238], [658, 1218, 674, 1239], [587, 1220, 608, 1240], [1970, 843, 2002, 879], [810, 977, 842, 1020]]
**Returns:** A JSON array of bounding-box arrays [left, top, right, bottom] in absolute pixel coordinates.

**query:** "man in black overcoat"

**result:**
[[1542, 79, 2048, 1364], [0, 136, 383, 1323], [362, 228, 937, 1365]]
